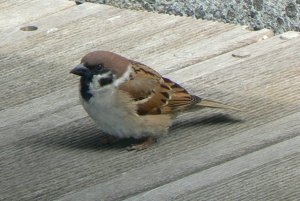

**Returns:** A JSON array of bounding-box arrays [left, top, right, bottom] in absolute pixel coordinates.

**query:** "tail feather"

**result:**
[[191, 95, 241, 111]]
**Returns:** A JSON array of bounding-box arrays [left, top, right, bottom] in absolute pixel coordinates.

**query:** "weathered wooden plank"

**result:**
[[167, 31, 300, 84], [61, 113, 300, 200], [2, 27, 272, 129], [1, 32, 298, 147], [125, 137, 300, 201], [140, 28, 273, 74], [0, 100, 85, 146], [2, 109, 299, 201], [0, 0, 75, 31], [0, 3, 272, 110], [1, 48, 299, 199], [0, 3, 106, 46], [1, 2, 299, 201], [0, 88, 78, 129], [179, 34, 300, 109], [177, 154, 300, 201]]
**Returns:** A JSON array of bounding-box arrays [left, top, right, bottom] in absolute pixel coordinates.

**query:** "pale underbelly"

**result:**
[[80, 85, 170, 138], [81, 91, 149, 139]]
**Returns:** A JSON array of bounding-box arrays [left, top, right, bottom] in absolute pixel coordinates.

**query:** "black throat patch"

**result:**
[[80, 77, 93, 101], [80, 72, 115, 102]]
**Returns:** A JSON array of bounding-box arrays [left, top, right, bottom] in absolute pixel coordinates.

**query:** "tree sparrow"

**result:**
[[70, 51, 237, 150]]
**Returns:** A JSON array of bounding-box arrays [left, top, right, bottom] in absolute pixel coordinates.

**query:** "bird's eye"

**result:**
[[95, 64, 103, 71]]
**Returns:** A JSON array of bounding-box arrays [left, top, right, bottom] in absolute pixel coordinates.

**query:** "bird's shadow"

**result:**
[[34, 113, 243, 151]]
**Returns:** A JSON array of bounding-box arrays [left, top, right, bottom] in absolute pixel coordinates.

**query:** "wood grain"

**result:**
[[0, 1, 299, 201]]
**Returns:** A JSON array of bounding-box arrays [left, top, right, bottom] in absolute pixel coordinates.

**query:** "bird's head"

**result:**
[[70, 51, 131, 87]]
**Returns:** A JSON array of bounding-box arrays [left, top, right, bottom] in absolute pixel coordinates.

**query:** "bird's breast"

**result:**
[[80, 87, 146, 138]]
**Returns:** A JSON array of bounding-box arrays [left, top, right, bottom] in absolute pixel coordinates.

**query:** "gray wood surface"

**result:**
[[1, 1, 299, 201]]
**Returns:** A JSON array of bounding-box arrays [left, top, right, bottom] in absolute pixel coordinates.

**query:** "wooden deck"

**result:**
[[1, 1, 300, 200]]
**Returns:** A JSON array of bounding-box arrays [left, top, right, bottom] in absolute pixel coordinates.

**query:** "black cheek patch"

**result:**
[[99, 75, 114, 86]]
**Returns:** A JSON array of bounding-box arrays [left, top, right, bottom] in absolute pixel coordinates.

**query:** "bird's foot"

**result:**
[[127, 136, 157, 151], [99, 135, 119, 145]]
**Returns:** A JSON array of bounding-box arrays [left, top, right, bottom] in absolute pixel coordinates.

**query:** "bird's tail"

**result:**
[[192, 95, 241, 111]]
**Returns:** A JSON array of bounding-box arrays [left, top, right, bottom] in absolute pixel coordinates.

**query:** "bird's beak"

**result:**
[[70, 64, 88, 76]]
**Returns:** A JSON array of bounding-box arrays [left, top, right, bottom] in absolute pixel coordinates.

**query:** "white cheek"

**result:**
[[91, 75, 101, 89], [90, 72, 113, 90], [113, 66, 132, 87]]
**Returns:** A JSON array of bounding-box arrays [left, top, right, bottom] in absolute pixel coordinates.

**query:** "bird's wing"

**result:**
[[118, 61, 194, 115]]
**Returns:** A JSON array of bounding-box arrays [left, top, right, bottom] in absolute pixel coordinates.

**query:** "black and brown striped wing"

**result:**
[[118, 61, 162, 105], [119, 62, 195, 115], [159, 77, 195, 113]]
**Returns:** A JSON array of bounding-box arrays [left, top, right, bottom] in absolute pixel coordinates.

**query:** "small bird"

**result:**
[[71, 51, 237, 150]]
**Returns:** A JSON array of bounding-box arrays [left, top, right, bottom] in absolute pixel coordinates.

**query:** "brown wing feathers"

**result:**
[[135, 80, 172, 115], [162, 78, 193, 110], [119, 62, 200, 115], [134, 76, 195, 115]]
